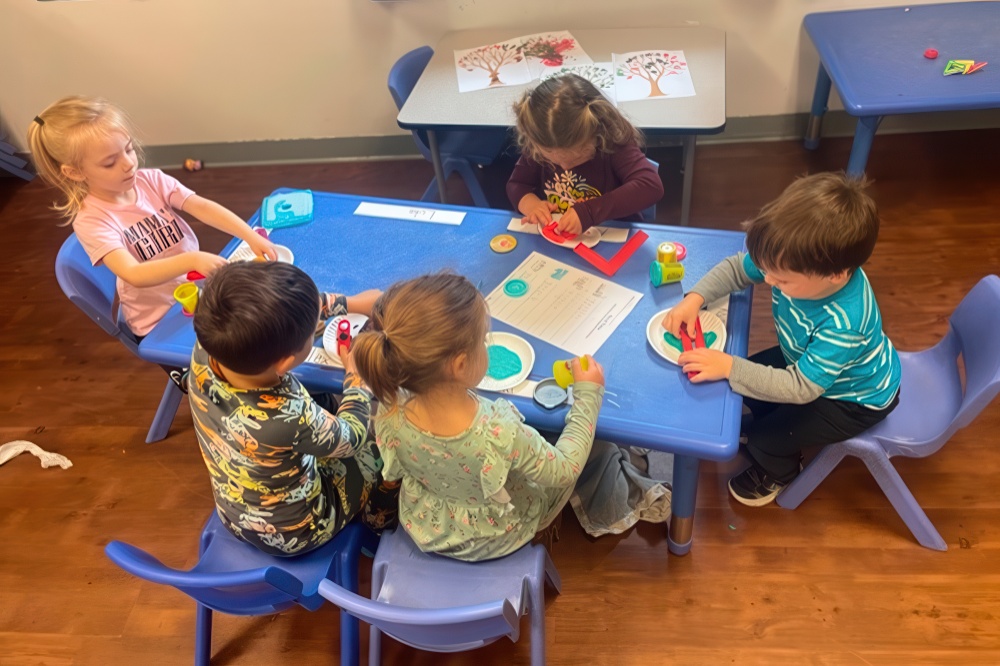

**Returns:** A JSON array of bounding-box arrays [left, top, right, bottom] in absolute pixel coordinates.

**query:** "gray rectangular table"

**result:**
[[397, 27, 727, 225]]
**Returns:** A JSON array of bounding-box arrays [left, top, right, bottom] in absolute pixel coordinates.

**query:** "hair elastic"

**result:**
[[34, 116, 45, 126]]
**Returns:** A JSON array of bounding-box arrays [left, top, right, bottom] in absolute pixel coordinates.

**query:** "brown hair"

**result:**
[[26, 96, 143, 222], [352, 273, 488, 410], [513, 74, 643, 163], [194, 262, 320, 375], [744, 172, 880, 276]]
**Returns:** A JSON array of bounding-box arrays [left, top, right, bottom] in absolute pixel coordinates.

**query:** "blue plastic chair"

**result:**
[[54, 233, 183, 443], [318, 527, 561, 666], [777, 275, 1000, 550], [641, 158, 659, 222], [105, 513, 378, 665], [389, 46, 508, 208]]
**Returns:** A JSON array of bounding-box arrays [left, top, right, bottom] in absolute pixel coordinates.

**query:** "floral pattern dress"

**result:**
[[375, 382, 604, 561]]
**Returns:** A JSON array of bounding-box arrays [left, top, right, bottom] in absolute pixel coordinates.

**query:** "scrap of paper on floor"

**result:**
[[485, 252, 643, 356], [506, 218, 630, 243]]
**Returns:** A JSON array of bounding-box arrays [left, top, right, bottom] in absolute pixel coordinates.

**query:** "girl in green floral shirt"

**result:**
[[352, 273, 606, 562]]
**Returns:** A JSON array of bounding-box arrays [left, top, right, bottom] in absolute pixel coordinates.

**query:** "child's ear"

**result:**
[[829, 269, 851, 285], [274, 354, 299, 377], [60, 164, 85, 183], [448, 352, 469, 381]]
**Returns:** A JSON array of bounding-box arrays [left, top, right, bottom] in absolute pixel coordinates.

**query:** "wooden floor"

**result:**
[[2, 129, 999, 665]]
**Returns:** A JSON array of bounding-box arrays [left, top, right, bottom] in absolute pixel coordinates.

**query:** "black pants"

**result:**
[[742, 346, 899, 484]]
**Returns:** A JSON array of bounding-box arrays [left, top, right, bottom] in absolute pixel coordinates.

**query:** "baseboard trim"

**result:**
[[85, 109, 1000, 169]]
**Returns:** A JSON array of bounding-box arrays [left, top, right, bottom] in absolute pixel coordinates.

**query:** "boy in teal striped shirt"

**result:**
[[664, 172, 900, 506]]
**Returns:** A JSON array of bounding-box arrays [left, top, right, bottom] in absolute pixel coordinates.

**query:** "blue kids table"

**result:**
[[140, 191, 752, 556], [803, 2, 1000, 175]]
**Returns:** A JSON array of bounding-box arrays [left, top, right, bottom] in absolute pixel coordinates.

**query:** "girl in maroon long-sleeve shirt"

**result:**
[[507, 74, 664, 236]]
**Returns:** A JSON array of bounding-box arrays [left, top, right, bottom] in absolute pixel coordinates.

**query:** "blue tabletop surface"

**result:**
[[140, 190, 751, 461], [805, 2, 1000, 116]]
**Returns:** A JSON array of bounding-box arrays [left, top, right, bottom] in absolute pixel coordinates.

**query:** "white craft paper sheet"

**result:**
[[485, 252, 643, 357], [613, 50, 696, 102], [455, 40, 533, 92], [540, 62, 616, 104], [520, 31, 593, 80], [353, 202, 465, 225]]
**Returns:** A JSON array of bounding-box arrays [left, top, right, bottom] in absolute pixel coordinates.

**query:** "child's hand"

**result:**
[[346, 289, 383, 316], [340, 346, 356, 374], [520, 195, 558, 227], [572, 355, 605, 387], [554, 207, 583, 236], [678, 348, 733, 383], [188, 251, 228, 278], [662, 293, 706, 337], [245, 230, 278, 261]]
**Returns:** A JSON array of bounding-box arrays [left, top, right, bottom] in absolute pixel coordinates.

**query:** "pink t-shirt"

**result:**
[[73, 169, 199, 336]]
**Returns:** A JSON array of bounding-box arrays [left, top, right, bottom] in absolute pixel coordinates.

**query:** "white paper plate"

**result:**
[[477, 332, 535, 392], [646, 308, 727, 365], [228, 242, 294, 264], [321, 313, 370, 367]]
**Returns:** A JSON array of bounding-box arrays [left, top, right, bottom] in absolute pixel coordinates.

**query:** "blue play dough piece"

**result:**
[[487, 345, 523, 380], [503, 279, 528, 298]]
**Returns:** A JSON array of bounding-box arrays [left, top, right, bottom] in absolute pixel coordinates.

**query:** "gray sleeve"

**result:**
[[689, 253, 757, 304], [729, 356, 825, 404]]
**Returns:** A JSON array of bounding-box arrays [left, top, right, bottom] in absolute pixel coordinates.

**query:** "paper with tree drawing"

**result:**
[[613, 50, 695, 102], [520, 31, 593, 80], [485, 252, 643, 356], [455, 39, 532, 92], [541, 62, 615, 104]]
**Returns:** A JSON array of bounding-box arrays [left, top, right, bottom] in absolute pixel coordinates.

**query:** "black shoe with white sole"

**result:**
[[728, 465, 789, 507]]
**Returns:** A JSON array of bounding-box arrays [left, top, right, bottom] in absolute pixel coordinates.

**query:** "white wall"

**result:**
[[0, 0, 948, 151]]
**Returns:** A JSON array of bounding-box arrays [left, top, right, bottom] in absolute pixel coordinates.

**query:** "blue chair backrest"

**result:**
[[317, 578, 520, 650], [54, 233, 138, 354], [106, 540, 304, 615], [876, 275, 1000, 456], [388, 46, 434, 161], [950, 275, 1000, 427]]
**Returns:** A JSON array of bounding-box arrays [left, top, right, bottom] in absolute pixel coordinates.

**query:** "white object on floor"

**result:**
[[0, 441, 73, 470]]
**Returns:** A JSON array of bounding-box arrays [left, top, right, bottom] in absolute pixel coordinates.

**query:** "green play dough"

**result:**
[[663, 330, 718, 352], [487, 345, 523, 380]]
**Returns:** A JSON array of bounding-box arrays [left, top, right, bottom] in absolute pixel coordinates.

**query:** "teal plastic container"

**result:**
[[261, 190, 314, 229]]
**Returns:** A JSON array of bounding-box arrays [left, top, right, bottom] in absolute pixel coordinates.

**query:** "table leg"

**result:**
[[426, 130, 449, 204], [680, 135, 695, 226], [804, 64, 832, 150], [668, 454, 700, 555], [847, 115, 883, 177]]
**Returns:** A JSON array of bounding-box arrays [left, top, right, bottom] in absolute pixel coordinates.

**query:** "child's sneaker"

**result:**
[[728, 465, 788, 507]]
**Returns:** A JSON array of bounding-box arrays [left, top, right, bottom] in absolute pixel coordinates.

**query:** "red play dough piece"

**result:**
[[924, 49, 938, 59], [542, 221, 578, 243]]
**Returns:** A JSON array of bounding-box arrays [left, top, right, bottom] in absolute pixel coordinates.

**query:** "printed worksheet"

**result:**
[[455, 40, 533, 92], [485, 252, 643, 356], [613, 50, 696, 102], [520, 31, 593, 80]]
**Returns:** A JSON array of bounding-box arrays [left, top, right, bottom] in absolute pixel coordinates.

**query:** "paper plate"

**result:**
[[321, 313, 370, 367], [477, 332, 535, 392], [646, 308, 727, 365], [228, 242, 294, 264]]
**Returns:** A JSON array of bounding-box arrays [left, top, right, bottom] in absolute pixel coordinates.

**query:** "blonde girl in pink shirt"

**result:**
[[28, 96, 276, 337]]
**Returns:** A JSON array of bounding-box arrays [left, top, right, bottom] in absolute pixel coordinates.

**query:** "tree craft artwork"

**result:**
[[522, 36, 577, 67], [542, 64, 614, 90], [457, 43, 524, 87], [617, 52, 687, 98]]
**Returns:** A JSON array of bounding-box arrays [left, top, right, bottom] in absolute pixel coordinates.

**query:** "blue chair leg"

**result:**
[[449, 159, 490, 208], [420, 178, 440, 203], [855, 444, 947, 551], [146, 378, 183, 443], [195, 603, 212, 666], [776, 442, 850, 509], [368, 556, 388, 666], [336, 527, 363, 666], [528, 555, 547, 666]]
